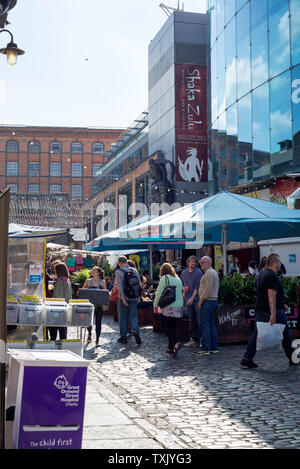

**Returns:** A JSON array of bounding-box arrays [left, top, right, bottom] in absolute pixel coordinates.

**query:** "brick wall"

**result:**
[[0, 125, 123, 200]]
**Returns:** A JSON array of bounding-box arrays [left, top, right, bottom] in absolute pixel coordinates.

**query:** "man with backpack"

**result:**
[[115, 256, 142, 345]]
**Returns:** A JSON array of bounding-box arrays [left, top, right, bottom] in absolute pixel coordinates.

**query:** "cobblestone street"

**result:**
[[75, 317, 300, 449]]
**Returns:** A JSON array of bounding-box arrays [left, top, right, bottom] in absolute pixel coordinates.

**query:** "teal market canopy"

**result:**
[[120, 192, 300, 273], [121, 192, 300, 243]]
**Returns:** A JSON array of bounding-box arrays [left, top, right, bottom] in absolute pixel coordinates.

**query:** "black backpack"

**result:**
[[122, 268, 141, 299]]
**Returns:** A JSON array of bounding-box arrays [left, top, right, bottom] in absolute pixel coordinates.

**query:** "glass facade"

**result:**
[[208, 0, 300, 189]]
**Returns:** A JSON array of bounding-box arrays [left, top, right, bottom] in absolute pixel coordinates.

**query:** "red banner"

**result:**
[[175, 64, 208, 182]]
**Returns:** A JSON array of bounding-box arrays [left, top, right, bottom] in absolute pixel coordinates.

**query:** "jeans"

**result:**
[[244, 310, 293, 362], [118, 299, 139, 340], [187, 301, 201, 343], [160, 315, 179, 350], [198, 300, 219, 352], [87, 305, 103, 341]]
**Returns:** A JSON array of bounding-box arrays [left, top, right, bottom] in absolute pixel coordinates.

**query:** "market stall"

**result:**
[[6, 224, 96, 354], [120, 192, 300, 342]]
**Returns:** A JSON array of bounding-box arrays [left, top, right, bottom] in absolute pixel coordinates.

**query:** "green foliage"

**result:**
[[102, 259, 113, 277], [218, 273, 300, 306], [218, 274, 257, 306], [280, 277, 300, 304], [71, 269, 91, 286]]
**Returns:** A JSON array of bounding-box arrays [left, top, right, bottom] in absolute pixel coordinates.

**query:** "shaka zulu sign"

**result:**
[[175, 64, 208, 183]]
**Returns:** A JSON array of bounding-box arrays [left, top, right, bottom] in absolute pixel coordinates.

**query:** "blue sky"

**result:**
[[0, 0, 207, 128]]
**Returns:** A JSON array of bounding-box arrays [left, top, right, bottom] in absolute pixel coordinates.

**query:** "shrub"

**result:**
[[71, 269, 91, 286]]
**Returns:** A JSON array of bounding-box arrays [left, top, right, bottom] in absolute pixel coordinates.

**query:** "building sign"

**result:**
[[175, 64, 208, 182], [28, 264, 42, 284]]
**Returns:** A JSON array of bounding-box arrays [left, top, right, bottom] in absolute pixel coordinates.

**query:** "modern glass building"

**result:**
[[208, 0, 300, 191]]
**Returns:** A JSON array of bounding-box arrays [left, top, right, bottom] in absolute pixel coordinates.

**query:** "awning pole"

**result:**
[[149, 244, 153, 280], [222, 224, 228, 276]]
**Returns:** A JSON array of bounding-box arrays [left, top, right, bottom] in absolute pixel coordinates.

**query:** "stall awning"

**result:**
[[9, 224, 68, 239]]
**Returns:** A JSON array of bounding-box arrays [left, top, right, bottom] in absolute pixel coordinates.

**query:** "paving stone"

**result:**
[[84, 403, 132, 427], [82, 438, 164, 449], [69, 318, 300, 450]]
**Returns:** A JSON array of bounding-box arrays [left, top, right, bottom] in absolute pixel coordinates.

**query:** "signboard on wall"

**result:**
[[175, 64, 208, 182]]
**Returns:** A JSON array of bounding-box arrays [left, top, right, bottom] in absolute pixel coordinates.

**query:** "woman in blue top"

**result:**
[[83, 266, 106, 346]]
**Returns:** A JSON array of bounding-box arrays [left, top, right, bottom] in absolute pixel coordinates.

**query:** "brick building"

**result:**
[[0, 125, 123, 200]]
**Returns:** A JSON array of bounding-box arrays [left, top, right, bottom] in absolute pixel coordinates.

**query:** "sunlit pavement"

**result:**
[[70, 317, 300, 449]]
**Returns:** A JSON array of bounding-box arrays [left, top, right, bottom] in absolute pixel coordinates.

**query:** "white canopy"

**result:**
[[9, 223, 67, 239]]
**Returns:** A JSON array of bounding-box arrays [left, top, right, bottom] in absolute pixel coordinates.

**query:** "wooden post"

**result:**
[[0, 187, 10, 449]]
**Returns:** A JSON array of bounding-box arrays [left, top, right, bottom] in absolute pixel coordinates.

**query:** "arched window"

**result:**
[[71, 142, 83, 153], [28, 141, 40, 153], [6, 140, 18, 152], [92, 142, 104, 154], [50, 141, 62, 153]]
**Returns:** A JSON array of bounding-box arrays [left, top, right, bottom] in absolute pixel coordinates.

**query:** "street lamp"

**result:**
[[0, 29, 24, 65]]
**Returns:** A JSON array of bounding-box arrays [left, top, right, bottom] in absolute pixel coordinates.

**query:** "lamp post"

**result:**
[[0, 29, 24, 65]]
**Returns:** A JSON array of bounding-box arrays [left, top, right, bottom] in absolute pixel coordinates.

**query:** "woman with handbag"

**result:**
[[153, 263, 184, 357]]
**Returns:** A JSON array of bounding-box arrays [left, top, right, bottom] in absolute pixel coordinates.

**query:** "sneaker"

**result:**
[[117, 338, 127, 344], [240, 359, 258, 369], [184, 339, 199, 348], [133, 332, 142, 346], [194, 348, 210, 356], [210, 349, 220, 354]]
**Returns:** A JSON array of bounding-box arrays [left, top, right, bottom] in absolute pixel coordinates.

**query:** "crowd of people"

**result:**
[[45, 251, 298, 368]]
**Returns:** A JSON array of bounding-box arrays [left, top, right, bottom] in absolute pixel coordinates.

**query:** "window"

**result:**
[[252, 82, 271, 179], [50, 184, 61, 194], [291, 0, 300, 66], [225, 18, 237, 109], [236, 3, 251, 99], [6, 161, 18, 176], [270, 70, 292, 154], [6, 141, 18, 152], [8, 184, 18, 193], [71, 163, 82, 177], [225, 0, 235, 24], [50, 162, 61, 176], [252, 82, 270, 153], [71, 142, 83, 153], [268, 0, 290, 79], [28, 184, 40, 194], [92, 142, 104, 154], [216, 0, 224, 38], [71, 184, 82, 199], [28, 162, 40, 176], [92, 163, 102, 177], [251, 0, 268, 89], [217, 31, 226, 116], [28, 141, 40, 153], [50, 142, 62, 153]]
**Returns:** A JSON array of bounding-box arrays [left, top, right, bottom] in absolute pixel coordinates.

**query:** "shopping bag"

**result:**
[[110, 284, 119, 303], [256, 321, 286, 351]]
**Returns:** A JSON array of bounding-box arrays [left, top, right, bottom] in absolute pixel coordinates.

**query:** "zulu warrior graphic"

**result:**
[[178, 147, 204, 182]]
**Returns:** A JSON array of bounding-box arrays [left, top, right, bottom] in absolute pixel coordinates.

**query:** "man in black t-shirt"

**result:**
[[241, 253, 295, 369]]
